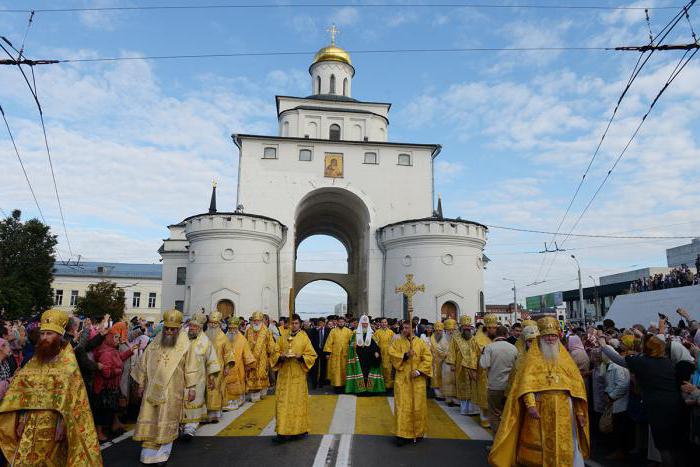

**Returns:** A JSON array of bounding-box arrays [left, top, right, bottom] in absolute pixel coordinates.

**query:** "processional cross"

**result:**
[[395, 274, 425, 327]]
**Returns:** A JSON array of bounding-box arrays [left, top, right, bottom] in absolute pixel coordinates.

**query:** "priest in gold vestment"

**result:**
[[466, 314, 495, 427], [224, 317, 256, 410], [181, 312, 220, 439], [271, 314, 317, 441], [439, 319, 457, 406], [446, 315, 478, 415], [429, 321, 444, 399], [205, 311, 232, 422], [132, 309, 192, 464], [322, 316, 353, 392], [389, 321, 432, 445], [245, 311, 276, 402], [374, 318, 395, 389], [0, 309, 102, 466], [488, 316, 589, 467]]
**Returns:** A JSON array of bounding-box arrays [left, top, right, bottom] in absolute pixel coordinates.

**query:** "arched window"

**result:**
[[329, 74, 336, 94], [343, 78, 348, 96], [329, 124, 341, 141], [398, 153, 411, 166], [480, 291, 485, 313], [298, 149, 312, 161], [316, 76, 321, 94], [282, 121, 289, 137]]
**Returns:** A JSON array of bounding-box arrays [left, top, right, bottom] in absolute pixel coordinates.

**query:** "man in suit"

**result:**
[[308, 317, 328, 389]]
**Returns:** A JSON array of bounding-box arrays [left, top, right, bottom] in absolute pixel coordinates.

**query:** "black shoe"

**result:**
[[180, 432, 193, 442], [395, 436, 409, 447], [273, 435, 289, 444]]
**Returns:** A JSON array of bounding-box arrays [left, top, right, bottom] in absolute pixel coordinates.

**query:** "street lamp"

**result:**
[[570, 255, 584, 325], [588, 275, 600, 322], [502, 278, 518, 321]]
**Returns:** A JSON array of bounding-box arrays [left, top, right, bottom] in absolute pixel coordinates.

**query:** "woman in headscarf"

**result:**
[[568, 334, 591, 378], [345, 315, 385, 395]]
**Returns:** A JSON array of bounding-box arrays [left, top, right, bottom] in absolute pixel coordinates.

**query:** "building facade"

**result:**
[[159, 38, 487, 323], [666, 238, 700, 268], [51, 262, 162, 322]]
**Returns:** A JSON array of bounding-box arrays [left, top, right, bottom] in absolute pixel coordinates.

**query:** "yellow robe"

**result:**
[[465, 330, 491, 408], [323, 327, 353, 388], [132, 332, 191, 446], [446, 334, 473, 400], [488, 341, 590, 467], [224, 332, 256, 400], [182, 333, 220, 423], [429, 333, 443, 390], [206, 328, 231, 412], [271, 331, 317, 435], [244, 326, 276, 392], [0, 344, 102, 466], [389, 336, 433, 439], [438, 334, 456, 398], [374, 328, 395, 389]]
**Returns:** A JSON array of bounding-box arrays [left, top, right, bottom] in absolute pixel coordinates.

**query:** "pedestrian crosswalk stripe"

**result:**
[[217, 395, 275, 437], [435, 403, 492, 441], [309, 395, 338, 435], [355, 396, 394, 436], [426, 400, 469, 440]]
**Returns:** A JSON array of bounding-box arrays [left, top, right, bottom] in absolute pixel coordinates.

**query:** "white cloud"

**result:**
[[329, 7, 359, 27]]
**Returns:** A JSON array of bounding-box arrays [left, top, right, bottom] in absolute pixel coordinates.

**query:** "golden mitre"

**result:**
[[434, 321, 444, 331], [40, 308, 69, 335], [537, 315, 561, 336], [163, 309, 183, 328], [459, 315, 473, 326], [251, 311, 264, 321], [483, 314, 498, 326], [443, 318, 457, 330], [191, 311, 207, 327], [522, 319, 537, 328], [522, 325, 540, 341], [228, 316, 241, 327], [209, 310, 223, 324]]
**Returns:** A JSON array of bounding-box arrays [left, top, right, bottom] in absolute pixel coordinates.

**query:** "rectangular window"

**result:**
[[174, 300, 184, 312], [54, 289, 63, 305], [148, 292, 157, 308], [176, 267, 186, 285], [299, 149, 312, 161], [132, 292, 141, 308], [263, 147, 277, 159], [364, 152, 378, 164], [398, 153, 411, 166], [70, 290, 79, 306]]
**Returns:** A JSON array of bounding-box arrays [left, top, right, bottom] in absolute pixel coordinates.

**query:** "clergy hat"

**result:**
[[163, 309, 184, 328], [444, 319, 457, 331], [40, 308, 69, 335], [537, 316, 560, 336], [483, 314, 498, 327], [209, 311, 223, 324], [191, 311, 207, 326], [459, 315, 473, 327], [434, 321, 444, 331]]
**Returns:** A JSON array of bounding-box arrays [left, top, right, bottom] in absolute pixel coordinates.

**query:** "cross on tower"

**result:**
[[395, 274, 425, 324], [327, 24, 339, 45]]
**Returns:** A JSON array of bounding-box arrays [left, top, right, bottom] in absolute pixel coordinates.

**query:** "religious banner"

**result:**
[[324, 153, 343, 178]]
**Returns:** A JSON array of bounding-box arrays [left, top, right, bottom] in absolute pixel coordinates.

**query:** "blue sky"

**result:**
[[1, 1, 699, 316]]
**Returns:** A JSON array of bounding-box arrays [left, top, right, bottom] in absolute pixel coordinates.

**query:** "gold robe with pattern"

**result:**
[[488, 341, 590, 467], [465, 329, 491, 408], [438, 334, 456, 397], [182, 332, 220, 423], [244, 326, 276, 392], [271, 331, 317, 435], [429, 333, 444, 390], [206, 328, 231, 412], [0, 344, 102, 466], [224, 332, 256, 400], [446, 333, 473, 400], [374, 328, 395, 389], [389, 336, 433, 439], [132, 332, 191, 446], [322, 327, 353, 388]]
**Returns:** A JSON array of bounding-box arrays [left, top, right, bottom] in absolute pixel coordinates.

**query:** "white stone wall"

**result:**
[[310, 61, 354, 97], [379, 220, 487, 323]]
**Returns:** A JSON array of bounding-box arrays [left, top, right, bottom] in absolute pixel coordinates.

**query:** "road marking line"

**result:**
[[435, 400, 492, 440], [312, 434, 335, 467], [335, 434, 352, 467], [196, 402, 253, 436], [260, 418, 277, 436], [100, 430, 134, 450], [328, 395, 356, 434], [387, 396, 394, 415]]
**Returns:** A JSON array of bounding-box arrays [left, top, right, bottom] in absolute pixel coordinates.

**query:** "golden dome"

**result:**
[[313, 45, 352, 66]]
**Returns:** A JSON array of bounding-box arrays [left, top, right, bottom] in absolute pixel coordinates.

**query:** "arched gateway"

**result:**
[[159, 36, 488, 323]]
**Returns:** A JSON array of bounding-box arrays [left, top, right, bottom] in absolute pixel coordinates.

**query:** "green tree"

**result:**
[[0, 210, 57, 319], [74, 280, 125, 321]]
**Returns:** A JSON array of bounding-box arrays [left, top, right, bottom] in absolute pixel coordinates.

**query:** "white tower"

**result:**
[[309, 25, 354, 98]]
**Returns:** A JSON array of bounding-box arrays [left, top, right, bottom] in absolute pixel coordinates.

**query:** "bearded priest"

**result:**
[[224, 317, 256, 410], [181, 312, 220, 440], [205, 311, 231, 422], [245, 311, 276, 403], [0, 308, 102, 466], [488, 316, 589, 467], [271, 314, 317, 442], [132, 309, 191, 465]]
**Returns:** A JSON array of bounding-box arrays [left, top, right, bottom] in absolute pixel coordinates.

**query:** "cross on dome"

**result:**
[[327, 24, 338, 45]]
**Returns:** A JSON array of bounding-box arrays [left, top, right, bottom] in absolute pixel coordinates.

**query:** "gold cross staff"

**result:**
[[395, 274, 425, 328], [328, 24, 338, 45]]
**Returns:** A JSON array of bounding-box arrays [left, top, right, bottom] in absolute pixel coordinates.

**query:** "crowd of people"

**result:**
[[0, 305, 699, 466], [629, 262, 699, 293]]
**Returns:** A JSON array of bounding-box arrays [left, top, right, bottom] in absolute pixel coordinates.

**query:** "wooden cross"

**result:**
[[328, 24, 338, 45], [395, 274, 425, 325]]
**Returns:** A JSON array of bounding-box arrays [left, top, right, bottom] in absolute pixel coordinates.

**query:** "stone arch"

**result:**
[[440, 300, 458, 321], [216, 299, 235, 318]]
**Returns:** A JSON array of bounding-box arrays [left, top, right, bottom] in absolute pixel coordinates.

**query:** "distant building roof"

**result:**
[[53, 261, 162, 280]]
